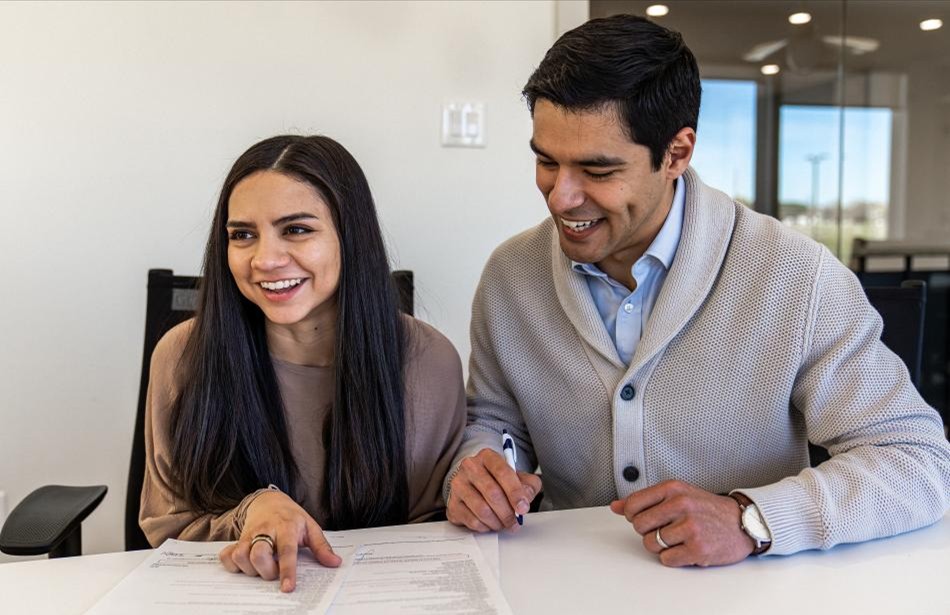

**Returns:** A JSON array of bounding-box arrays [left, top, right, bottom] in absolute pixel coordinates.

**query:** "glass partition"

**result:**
[[592, 0, 950, 421], [590, 0, 948, 256]]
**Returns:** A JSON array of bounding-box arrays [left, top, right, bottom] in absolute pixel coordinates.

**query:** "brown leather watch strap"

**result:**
[[728, 492, 770, 555], [729, 491, 754, 509]]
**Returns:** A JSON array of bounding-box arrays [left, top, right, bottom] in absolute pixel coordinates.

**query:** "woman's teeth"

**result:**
[[259, 278, 303, 291]]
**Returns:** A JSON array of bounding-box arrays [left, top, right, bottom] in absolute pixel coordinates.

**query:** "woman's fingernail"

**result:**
[[281, 579, 292, 592]]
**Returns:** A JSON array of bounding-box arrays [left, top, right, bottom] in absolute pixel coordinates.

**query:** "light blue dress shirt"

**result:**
[[571, 176, 685, 365]]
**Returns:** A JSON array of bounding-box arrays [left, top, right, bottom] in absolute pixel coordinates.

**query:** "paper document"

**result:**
[[325, 522, 500, 581], [329, 535, 511, 614], [87, 539, 353, 615], [87, 523, 508, 614]]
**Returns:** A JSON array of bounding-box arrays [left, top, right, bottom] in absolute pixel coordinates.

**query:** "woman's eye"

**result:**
[[284, 225, 313, 236], [228, 230, 254, 241]]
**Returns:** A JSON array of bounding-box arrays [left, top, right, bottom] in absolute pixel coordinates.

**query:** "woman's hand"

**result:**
[[219, 490, 341, 592]]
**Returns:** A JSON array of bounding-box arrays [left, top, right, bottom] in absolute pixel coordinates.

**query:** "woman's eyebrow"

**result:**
[[225, 219, 254, 229], [274, 212, 319, 225], [226, 212, 319, 229]]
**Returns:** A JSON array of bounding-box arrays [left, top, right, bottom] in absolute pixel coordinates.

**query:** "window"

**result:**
[[779, 105, 892, 262], [692, 79, 758, 208]]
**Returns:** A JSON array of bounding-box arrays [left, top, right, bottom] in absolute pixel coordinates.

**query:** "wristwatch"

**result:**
[[728, 492, 772, 555]]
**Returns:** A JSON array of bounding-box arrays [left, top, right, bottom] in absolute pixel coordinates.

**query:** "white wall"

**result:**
[[555, 0, 590, 38], [0, 0, 558, 559]]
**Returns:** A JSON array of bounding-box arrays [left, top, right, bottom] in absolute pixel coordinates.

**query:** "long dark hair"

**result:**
[[170, 135, 409, 530], [523, 14, 701, 171]]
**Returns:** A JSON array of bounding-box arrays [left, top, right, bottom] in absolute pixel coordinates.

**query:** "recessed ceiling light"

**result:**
[[646, 4, 669, 17], [789, 12, 812, 25], [761, 64, 781, 76], [920, 18, 943, 31]]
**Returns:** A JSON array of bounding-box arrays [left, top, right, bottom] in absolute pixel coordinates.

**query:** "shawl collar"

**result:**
[[551, 225, 625, 370], [631, 168, 736, 373], [551, 167, 737, 378]]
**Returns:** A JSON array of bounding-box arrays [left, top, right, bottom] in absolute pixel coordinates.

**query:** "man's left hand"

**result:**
[[609, 480, 755, 567]]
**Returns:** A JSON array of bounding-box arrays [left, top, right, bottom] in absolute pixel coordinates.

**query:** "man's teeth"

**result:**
[[561, 218, 600, 231], [260, 278, 303, 291]]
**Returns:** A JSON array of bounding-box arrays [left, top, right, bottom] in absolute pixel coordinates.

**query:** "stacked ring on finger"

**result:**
[[251, 534, 275, 550], [655, 528, 671, 550]]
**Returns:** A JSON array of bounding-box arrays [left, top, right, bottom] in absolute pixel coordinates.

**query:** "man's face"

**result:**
[[531, 99, 682, 270]]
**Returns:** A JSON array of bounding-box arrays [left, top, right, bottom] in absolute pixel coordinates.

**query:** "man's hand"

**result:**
[[219, 490, 341, 592], [609, 480, 754, 567], [446, 448, 542, 532]]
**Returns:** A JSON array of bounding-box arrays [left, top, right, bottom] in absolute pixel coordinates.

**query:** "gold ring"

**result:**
[[250, 534, 275, 550]]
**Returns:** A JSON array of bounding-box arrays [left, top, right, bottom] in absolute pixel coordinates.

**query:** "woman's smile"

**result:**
[[258, 277, 308, 302]]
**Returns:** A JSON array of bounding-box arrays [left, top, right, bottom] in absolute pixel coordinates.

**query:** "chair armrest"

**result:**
[[0, 485, 107, 556]]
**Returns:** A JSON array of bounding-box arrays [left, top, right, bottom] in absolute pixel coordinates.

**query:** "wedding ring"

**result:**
[[250, 534, 275, 551], [655, 528, 671, 550]]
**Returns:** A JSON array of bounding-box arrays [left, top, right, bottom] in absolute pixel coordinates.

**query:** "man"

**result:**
[[444, 14, 950, 567]]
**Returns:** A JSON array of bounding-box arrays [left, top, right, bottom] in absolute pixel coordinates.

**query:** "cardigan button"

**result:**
[[623, 466, 640, 482], [620, 384, 635, 400]]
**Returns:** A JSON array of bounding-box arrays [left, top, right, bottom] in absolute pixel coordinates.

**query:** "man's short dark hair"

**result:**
[[523, 14, 701, 171]]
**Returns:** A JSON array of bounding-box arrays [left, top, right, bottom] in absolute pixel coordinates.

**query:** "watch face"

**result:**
[[742, 506, 771, 542]]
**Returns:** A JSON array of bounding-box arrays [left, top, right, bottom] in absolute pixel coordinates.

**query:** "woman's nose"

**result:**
[[251, 236, 290, 271]]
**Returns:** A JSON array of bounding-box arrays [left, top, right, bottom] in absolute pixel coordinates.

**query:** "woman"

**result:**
[[140, 135, 466, 592]]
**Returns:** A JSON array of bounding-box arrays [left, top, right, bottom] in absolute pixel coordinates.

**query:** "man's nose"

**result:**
[[546, 170, 585, 214]]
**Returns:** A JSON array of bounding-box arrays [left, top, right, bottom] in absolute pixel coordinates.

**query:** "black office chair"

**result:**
[[0, 268, 415, 557], [125, 269, 202, 550], [809, 280, 927, 466], [864, 280, 927, 388]]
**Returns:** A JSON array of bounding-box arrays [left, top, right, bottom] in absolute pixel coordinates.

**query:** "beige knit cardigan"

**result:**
[[448, 167, 950, 555]]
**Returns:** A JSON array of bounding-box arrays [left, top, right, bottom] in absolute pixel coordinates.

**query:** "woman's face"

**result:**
[[226, 170, 342, 332]]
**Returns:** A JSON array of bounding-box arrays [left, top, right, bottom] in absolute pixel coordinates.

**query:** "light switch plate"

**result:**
[[441, 102, 485, 148]]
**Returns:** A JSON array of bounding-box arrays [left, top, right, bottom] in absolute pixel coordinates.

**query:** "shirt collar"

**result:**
[[644, 174, 685, 271], [571, 175, 686, 277]]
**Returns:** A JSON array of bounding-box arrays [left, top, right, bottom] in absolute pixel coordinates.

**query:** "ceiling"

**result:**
[[590, 1, 950, 73]]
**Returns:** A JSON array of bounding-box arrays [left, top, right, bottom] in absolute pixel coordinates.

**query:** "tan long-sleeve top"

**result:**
[[140, 316, 466, 547]]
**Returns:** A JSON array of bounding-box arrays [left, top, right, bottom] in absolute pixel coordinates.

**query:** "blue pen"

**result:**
[[501, 429, 524, 526]]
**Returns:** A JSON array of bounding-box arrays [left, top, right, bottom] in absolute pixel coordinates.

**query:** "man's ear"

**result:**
[[665, 127, 696, 180]]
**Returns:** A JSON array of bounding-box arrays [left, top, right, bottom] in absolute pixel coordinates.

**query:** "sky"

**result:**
[[691, 79, 757, 203], [691, 79, 892, 209], [778, 104, 891, 208]]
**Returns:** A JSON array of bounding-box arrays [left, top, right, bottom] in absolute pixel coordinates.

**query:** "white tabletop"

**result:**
[[2, 506, 949, 614]]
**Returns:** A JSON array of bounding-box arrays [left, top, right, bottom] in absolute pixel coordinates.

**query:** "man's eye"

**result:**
[[585, 170, 615, 180], [228, 230, 254, 241], [537, 158, 558, 169]]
